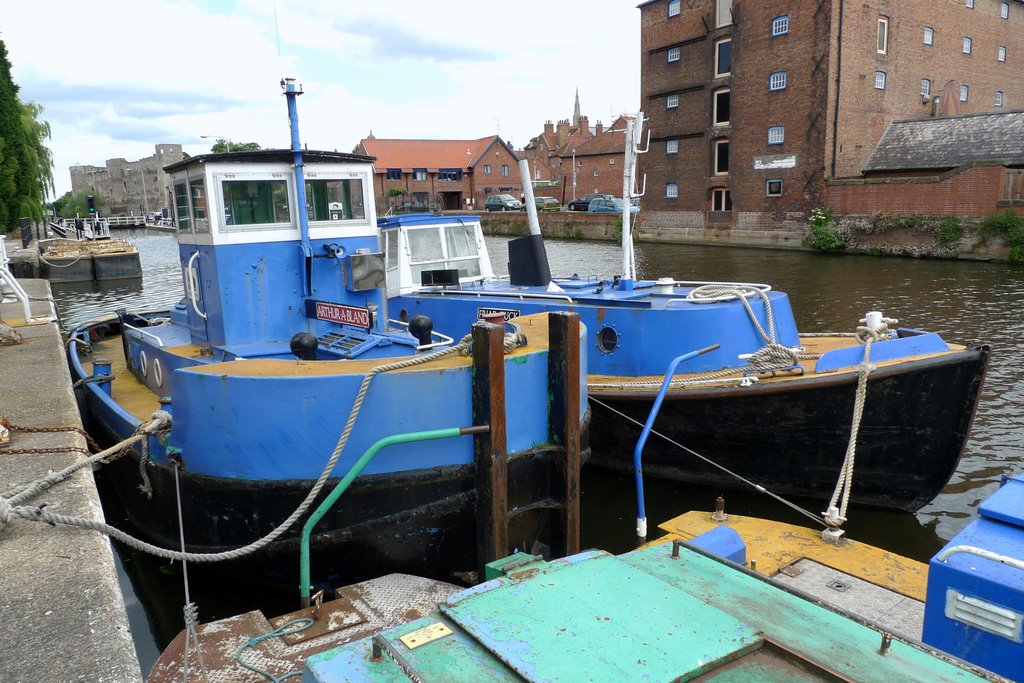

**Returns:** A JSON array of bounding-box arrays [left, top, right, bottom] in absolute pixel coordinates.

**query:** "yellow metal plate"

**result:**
[[399, 621, 453, 649]]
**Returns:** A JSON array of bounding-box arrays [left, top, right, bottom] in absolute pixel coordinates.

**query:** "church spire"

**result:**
[[573, 88, 581, 126]]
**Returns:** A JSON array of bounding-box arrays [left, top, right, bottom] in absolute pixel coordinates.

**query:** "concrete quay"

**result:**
[[1, 279, 141, 682]]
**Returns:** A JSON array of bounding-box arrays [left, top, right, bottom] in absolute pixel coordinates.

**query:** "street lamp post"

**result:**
[[571, 148, 577, 201], [201, 134, 234, 152]]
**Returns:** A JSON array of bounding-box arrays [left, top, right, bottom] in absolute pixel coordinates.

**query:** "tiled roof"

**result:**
[[863, 111, 1024, 172], [359, 137, 514, 171], [569, 116, 630, 156]]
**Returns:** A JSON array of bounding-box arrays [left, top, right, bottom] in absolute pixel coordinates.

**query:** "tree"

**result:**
[[51, 191, 105, 218], [210, 139, 262, 153], [0, 39, 54, 232]]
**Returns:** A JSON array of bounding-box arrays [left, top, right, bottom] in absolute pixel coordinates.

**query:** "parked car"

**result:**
[[522, 197, 561, 213], [485, 194, 523, 212], [587, 197, 640, 214], [567, 193, 614, 212]]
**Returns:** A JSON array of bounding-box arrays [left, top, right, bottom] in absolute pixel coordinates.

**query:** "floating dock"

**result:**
[[0, 279, 141, 681], [39, 239, 142, 283]]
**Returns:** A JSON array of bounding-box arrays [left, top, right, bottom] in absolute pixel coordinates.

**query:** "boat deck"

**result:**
[[651, 510, 928, 640]]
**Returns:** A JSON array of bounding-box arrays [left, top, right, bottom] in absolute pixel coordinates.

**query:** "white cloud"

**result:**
[[3, 0, 639, 198]]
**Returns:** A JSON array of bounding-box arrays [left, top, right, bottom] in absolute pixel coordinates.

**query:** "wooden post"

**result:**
[[472, 321, 508, 575], [548, 311, 582, 556]]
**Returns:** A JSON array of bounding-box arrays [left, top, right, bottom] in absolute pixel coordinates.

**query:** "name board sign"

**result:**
[[754, 154, 797, 170], [306, 299, 371, 328], [478, 307, 520, 321]]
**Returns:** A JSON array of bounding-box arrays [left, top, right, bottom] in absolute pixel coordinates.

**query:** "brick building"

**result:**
[[638, 0, 1023, 232], [69, 144, 184, 216], [356, 136, 520, 212]]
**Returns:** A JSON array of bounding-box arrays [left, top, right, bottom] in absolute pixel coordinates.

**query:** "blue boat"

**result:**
[[381, 114, 989, 512], [67, 80, 589, 587]]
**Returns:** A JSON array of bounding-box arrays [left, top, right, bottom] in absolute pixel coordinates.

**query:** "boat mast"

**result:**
[[283, 77, 313, 296], [620, 113, 645, 280]]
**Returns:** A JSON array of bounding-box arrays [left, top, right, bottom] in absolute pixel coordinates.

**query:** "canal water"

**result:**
[[51, 228, 1024, 674]]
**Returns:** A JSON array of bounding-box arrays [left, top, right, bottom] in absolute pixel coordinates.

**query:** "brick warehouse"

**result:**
[[638, 0, 1024, 235]]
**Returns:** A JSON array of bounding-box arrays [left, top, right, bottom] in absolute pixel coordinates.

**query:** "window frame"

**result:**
[[771, 15, 789, 36], [667, 93, 680, 109], [766, 179, 783, 197], [1000, 2, 1009, 18], [500, 164, 510, 177], [666, 139, 679, 155], [713, 88, 731, 126], [921, 79, 931, 97], [877, 17, 889, 54], [666, 182, 679, 199], [668, 0, 681, 17], [998, 45, 1007, 62], [713, 139, 730, 175], [767, 126, 785, 146], [305, 178, 367, 223], [874, 71, 887, 90], [995, 90, 1005, 107], [960, 84, 970, 102], [924, 27, 934, 46], [386, 168, 402, 181], [769, 71, 787, 91], [667, 46, 681, 63], [711, 188, 732, 212], [716, 0, 732, 28], [714, 39, 732, 77], [963, 36, 972, 54], [412, 168, 427, 182], [965, 0, 974, 8]]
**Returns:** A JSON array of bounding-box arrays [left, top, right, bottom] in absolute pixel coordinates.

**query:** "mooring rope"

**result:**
[[822, 320, 893, 528], [175, 464, 208, 683], [0, 332, 523, 564]]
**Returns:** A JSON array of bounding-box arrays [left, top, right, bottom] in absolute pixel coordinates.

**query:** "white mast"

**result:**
[[620, 113, 646, 280]]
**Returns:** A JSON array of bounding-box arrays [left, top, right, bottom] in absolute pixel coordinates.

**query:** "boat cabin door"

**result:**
[[172, 173, 212, 344]]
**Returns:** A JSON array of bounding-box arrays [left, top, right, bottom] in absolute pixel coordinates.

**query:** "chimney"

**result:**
[[595, 121, 604, 136], [543, 120, 554, 135], [579, 115, 590, 137]]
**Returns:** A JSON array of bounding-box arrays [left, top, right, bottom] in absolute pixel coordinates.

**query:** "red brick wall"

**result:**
[[830, 0, 1024, 178], [572, 152, 625, 198], [826, 164, 1024, 216]]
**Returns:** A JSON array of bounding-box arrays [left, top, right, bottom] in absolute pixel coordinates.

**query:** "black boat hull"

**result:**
[[588, 346, 990, 512]]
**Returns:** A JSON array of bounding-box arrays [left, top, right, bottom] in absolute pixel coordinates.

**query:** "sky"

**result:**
[[3, 0, 641, 198]]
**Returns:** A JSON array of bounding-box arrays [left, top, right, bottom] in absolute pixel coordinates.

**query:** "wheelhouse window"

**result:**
[[174, 181, 191, 233], [305, 178, 365, 221], [713, 89, 731, 125], [769, 71, 787, 91], [386, 168, 401, 181], [668, 0, 680, 17], [666, 182, 679, 198], [713, 139, 729, 175], [772, 16, 789, 36], [874, 71, 887, 90], [877, 17, 889, 54], [766, 179, 783, 197], [715, 39, 732, 76], [924, 27, 934, 46], [666, 139, 679, 154], [407, 223, 482, 283], [767, 126, 785, 145], [668, 47, 680, 63], [221, 179, 289, 228], [190, 177, 209, 233]]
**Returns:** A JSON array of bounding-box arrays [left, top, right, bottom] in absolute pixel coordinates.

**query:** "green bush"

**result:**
[[981, 210, 1024, 260], [936, 217, 962, 246], [808, 208, 844, 251]]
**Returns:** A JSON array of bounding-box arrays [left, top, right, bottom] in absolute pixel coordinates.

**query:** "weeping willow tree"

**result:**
[[0, 39, 54, 232]]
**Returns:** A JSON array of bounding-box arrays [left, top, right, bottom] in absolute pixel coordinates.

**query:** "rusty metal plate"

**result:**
[[778, 563, 803, 578], [269, 596, 365, 645], [399, 621, 453, 649]]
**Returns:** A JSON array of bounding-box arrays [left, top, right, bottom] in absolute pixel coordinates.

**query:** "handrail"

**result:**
[[420, 289, 575, 304], [388, 318, 455, 351], [122, 323, 165, 348], [937, 545, 1024, 572], [633, 344, 720, 541], [299, 425, 489, 607], [185, 251, 207, 320]]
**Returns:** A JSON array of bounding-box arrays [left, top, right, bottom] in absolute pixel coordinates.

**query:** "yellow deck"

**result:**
[[588, 336, 967, 390], [649, 510, 928, 601]]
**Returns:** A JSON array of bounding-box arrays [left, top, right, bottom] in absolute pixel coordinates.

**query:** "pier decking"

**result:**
[[0, 279, 141, 682]]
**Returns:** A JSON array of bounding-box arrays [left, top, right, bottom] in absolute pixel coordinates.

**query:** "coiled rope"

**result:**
[[1, 332, 522, 563]]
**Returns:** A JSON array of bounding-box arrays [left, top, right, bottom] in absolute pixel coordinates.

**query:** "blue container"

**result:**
[[689, 525, 747, 565], [923, 474, 1024, 681]]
